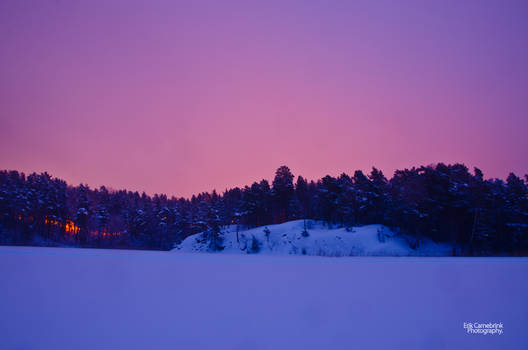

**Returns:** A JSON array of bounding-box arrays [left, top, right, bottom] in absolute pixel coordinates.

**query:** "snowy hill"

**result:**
[[175, 220, 452, 256]]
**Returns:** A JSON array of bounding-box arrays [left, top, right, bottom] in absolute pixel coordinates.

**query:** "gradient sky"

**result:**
[[1, 0, 527, 197]]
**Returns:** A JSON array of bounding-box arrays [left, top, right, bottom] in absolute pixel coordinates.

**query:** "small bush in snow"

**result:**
[[263, 227, 271, 242], [248, 235, 260, 253]]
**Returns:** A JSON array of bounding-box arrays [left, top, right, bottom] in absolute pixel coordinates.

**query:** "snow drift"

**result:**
[[175, 219, 452, 256]]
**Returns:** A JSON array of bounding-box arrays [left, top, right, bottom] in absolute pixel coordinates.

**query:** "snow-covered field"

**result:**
[[1, 246, 527, 349], [177, 220, 452, 256]]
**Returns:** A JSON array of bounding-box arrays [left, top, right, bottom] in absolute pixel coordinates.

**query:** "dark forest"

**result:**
[[1, 164, 527, 255]]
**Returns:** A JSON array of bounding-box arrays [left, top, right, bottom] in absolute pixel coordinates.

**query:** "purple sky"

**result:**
[[1, 0, 527, 198]]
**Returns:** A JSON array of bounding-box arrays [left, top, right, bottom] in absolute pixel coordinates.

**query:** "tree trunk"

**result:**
[[469, 208, 479, 256]]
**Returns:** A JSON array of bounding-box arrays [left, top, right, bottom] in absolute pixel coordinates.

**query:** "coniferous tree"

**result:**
[[272, 166, 296, 223]]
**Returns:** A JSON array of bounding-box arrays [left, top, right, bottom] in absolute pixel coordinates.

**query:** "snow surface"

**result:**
[[176, 219, 453, 256], [1, 246, 527, 349]]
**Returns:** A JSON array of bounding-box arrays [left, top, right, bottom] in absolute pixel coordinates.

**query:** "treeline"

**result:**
[[0, 164, 527, 255]]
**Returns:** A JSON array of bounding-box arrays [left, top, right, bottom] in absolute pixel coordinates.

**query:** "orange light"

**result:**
[[40, 216, 121, 238]]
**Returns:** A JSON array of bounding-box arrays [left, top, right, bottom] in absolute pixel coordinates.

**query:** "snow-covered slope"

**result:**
[[175, 220, 452, 256]]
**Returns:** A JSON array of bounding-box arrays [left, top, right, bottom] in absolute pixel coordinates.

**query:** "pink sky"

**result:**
[[1, 0, 527, 197]]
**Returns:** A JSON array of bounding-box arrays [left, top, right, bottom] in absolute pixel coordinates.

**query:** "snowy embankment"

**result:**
[[1, 246, 527, 350], [176, 219, 452, 256]]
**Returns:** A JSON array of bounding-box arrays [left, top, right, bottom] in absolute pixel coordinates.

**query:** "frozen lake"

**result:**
[[1, 246, 527, 349]]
